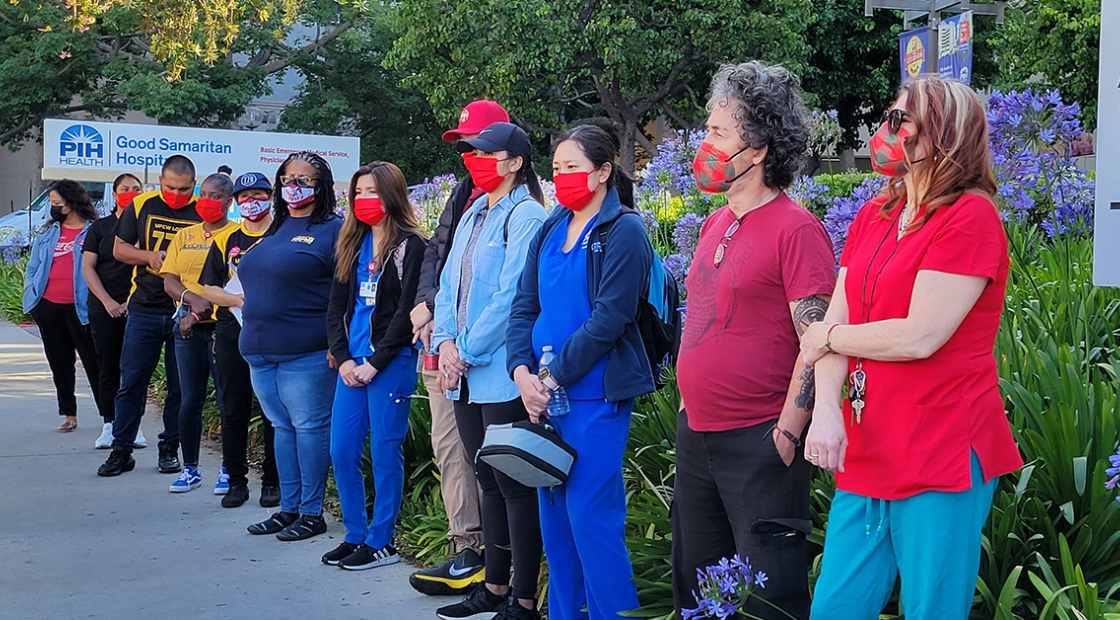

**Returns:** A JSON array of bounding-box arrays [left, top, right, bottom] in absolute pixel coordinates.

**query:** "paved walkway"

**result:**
[[0, 319, 450, 620]]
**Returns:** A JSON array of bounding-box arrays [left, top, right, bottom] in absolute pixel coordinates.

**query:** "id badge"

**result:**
[[359, 279, 377, 302]]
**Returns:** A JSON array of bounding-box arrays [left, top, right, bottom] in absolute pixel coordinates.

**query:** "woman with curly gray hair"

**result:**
[[672, 61, 836, 620]]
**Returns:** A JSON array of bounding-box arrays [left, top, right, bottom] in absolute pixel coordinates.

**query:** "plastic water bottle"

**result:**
[[541, 346, 570, 418]]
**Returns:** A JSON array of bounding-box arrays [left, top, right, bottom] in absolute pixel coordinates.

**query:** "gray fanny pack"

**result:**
[[477, 419, 577, 488]]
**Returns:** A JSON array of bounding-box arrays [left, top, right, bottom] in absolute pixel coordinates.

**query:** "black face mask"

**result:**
[[49, 204, 67, 223]]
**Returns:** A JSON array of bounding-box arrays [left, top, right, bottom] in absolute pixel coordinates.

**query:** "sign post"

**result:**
[[1093, 1, 1120, 286]]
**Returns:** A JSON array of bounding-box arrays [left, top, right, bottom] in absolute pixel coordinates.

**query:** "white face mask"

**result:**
[[281, 185, 315, 207], [238, 198, 271, 220]]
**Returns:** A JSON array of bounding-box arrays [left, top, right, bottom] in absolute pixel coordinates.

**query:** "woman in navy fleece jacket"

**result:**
[[506, 125, 655, 620]]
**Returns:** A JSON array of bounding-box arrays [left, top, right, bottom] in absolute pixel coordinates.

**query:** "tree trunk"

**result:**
[[618, 121, 637, 175]]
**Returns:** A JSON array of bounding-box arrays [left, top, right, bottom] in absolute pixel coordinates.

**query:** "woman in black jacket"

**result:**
[[322, 162, 427, 570]]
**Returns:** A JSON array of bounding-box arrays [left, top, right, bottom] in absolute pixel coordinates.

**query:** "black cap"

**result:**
[[456, 122, 532, 160]]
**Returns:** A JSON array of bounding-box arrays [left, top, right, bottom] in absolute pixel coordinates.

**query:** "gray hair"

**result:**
[[202, 173, 235, 199], [706, 61, 810, 190]]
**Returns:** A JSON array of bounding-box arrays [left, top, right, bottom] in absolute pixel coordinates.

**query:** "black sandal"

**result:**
[[247, 511, 298, 535]]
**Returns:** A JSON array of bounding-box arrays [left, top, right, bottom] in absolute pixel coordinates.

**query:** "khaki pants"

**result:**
[[423, 370, 483, 553]]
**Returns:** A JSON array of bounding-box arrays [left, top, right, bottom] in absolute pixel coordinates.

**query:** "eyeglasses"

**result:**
[[880, 109, 912, 134], [714, 218, 742, 268], [280, 175, 318, 188]]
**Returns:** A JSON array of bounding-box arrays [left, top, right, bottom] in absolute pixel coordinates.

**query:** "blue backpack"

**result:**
[[596, 213, 682, 387]]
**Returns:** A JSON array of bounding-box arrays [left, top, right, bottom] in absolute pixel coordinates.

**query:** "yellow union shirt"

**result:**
[[160, 221, 234, 322]]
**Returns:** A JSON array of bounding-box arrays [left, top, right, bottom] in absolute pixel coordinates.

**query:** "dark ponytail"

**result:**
[[555, 124, 635, 208]]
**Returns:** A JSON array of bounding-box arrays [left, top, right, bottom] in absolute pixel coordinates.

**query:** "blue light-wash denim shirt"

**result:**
[[22, 221, 93, 324], [433, 184, 547, 404]]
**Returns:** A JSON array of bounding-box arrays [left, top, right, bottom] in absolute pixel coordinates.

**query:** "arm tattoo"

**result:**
[[792, 295, 829, 336], [795, 364, 815, 411]]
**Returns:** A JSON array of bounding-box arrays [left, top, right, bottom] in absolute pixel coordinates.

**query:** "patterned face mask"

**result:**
[[869, 123, 923, 177], [281, 184, 316, 208], [692, 141, 754, 194]]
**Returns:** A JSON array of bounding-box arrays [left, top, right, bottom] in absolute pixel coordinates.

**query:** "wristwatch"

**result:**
[[538, 367, 560, 391]]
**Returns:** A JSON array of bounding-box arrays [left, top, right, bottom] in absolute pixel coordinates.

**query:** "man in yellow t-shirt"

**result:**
[[158, 173, 235, 493]]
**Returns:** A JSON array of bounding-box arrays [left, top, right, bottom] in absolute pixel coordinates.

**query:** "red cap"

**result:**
[[442, 100, 510, 142]]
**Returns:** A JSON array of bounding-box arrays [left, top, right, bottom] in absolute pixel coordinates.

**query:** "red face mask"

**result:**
[[469, 156, 510, 194], [115, 191, 141, 210], [553, 170, 601, 211], [692, 141, 753, 194], [162, 190, 194, 210], [353, 196, 388, 226], [461, 152, 476, 171], [869, 124, 919, 177], [196, 197, 227, 224]]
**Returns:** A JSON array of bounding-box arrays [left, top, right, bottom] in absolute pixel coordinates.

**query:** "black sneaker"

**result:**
[[259, 485, 281, 508], [157, 444, 182, 474], [496, 599, 540, 620], [340, 544, 400, 571], [411, 548, 486, 596], [247, 511, 298, 535], [97, 447, 136, 477], [436, 583, 506, 620], [221, 484, 250, 508], [276, 515, 327, 541], [321, 542, 359, 566]]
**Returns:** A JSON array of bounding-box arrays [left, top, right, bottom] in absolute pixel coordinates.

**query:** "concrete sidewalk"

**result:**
[[0, 319, 451, 620]]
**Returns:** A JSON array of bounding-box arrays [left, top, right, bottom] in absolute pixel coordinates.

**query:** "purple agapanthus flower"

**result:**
[[987, 89, 1093, 237], [1106, 446, 1120, 502], [789, 175, 831, 216], [823, 176, 888, 265], [682, 554, 767, 619]]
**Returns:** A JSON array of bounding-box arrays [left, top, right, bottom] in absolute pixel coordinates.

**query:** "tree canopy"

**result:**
[[279, 19, 460, 181], [384, 0, 814, 172]]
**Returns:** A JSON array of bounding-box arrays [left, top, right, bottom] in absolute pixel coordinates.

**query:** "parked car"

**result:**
[[0, 182, 110, 250]]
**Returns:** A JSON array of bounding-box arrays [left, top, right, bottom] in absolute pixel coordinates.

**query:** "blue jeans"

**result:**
[[111, 311, 181, 451], [811, 452, 998, 620], [245, 350, 335, 516], [174, 322, 218, 468], [541, 399, 638, 620], [330, 351, 417, 549]]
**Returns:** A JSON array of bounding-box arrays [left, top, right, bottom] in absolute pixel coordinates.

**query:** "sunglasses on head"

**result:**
[[880, 109, 912, 134]]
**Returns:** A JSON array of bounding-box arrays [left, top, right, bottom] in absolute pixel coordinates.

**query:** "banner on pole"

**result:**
[[937, 10, 974, 84], [899, 27, 932, 83]]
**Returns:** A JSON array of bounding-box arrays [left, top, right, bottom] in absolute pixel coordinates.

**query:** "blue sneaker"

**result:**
[[169, 466, 202, 493], [214, 468, 230, 495]]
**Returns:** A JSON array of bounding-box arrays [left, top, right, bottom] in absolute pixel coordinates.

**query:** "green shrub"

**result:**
[[0, 255, 29, 324]]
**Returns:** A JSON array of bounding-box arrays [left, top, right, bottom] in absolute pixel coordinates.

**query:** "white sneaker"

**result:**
[[134, 428, 148, 449], [94, 423, 113, 449]]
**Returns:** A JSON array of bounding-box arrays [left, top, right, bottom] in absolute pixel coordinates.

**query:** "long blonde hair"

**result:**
[[879, 75, 998, 233], [335, 162, 427, 282]]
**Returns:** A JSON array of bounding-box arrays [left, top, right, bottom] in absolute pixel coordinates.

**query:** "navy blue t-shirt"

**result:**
[[237, 215, 342, 356], [532, 213, 607, 400]]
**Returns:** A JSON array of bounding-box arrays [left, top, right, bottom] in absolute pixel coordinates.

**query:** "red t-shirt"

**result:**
[[678, 194, 836, 431], [42, 226, 81, 304], [836, 193, 1023, 500]]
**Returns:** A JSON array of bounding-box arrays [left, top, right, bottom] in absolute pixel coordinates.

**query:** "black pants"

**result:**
[[453, 378, 542, 601], [87, 305, 125, 423], [671, 409, 812, 620], [214, 321, 278, 487], [30, 299, 104, 420]]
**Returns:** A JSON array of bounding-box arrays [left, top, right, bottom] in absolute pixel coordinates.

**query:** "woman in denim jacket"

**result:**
[[432, 122, 547, 620], [22, 180, 104, 432]]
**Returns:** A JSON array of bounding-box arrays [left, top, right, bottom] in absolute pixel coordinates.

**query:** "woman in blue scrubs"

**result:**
[[507, 125, 657, 620]]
